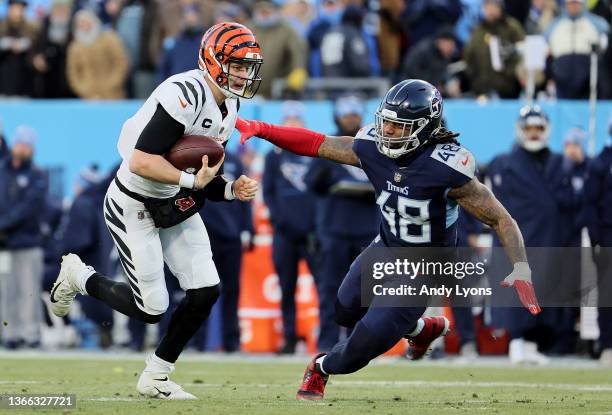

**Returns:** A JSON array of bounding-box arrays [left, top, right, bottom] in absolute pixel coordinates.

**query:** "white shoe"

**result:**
[[509, 338, 525, 364], [523, 341, 549, 365], [600, 349, 612, 366], [459, 342, 478, 359], [136, 371, 197, 400], [50, 254, 94, 317], [509, 338, 549, 365]]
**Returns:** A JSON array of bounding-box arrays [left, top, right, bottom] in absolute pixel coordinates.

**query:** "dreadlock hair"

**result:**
[[428, 127, 461, 146]]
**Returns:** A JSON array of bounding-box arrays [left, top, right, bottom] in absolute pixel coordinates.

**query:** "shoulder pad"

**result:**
[[355, 123, 376, 141], [155, 74, 207, 127], [430, 143, 476, 179]]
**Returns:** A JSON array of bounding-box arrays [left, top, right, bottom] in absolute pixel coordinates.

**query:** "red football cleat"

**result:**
[[405, 316, 450, 360], [296, 353, 329, 401]]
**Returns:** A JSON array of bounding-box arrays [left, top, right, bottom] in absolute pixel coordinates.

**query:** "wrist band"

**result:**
[[179, 171, 196, 189], [225, 180, 236, 200]]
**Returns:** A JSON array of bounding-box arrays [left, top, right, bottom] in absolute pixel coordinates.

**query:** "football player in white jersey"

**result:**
[[49, 22, 262, 400]]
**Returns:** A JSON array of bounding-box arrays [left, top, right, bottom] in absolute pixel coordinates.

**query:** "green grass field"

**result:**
[[1, 353, 611, 415]]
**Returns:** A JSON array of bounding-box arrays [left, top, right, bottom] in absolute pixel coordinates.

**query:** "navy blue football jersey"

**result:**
[[352, 124, 477, 247]]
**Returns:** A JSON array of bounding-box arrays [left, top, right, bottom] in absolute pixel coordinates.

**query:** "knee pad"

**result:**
[[334, 299, 365, 328], [184, 285, 220, 315], [141, 288, 169, 316]]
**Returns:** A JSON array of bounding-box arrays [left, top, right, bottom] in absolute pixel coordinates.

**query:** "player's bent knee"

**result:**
[[334, 299, 364, 328], [141, 289, 169, 317], [185, 285, 220, 315]]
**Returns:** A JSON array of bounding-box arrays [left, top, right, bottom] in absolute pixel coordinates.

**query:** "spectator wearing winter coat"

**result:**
[[0, 0, 38, 96], [464, 0, 525, 98], [66, 10, 129, 99], [544, 0, 609, 99]]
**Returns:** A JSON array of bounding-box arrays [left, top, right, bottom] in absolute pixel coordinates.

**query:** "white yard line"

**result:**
[[85, 397, 140, 402], [178, 380, 612, 392], [331, 380, 612, 392], [0, 350, 606, 369]]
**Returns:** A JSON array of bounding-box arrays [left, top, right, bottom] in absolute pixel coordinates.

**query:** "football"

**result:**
[[166, 135, 224, 173]]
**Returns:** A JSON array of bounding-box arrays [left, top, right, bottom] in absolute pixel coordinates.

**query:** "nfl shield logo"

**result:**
[[137, 211, 145, 220], [394, 172, 402, 183]]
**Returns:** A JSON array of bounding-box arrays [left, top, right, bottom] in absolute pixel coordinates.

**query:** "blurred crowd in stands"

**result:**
[[0, 0, 610, 100]]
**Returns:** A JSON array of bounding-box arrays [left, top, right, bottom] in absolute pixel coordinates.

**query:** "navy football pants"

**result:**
[[322, 237, 425, 375]]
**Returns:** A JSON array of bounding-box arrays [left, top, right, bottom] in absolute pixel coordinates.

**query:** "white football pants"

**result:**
[[103, 180, 220, 316]]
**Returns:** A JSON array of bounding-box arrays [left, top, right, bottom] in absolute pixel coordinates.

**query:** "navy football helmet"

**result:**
[[374, 79, 444, 158]]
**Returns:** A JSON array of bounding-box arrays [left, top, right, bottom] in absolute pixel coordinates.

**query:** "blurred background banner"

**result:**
[[1, 99, 611, 197]]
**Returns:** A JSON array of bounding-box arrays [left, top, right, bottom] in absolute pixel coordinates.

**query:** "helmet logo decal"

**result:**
[[430, 96, 442, 118]]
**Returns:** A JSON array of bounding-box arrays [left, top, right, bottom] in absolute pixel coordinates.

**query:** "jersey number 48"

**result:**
[[376, 190, 431, 244]]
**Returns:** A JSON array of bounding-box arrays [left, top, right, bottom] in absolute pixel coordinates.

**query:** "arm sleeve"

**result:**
[[202, 142, 233, 201], [134, 104, 185, 155], [203, 174, 232, 202]]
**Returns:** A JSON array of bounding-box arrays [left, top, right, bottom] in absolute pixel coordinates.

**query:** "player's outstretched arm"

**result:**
[[448, 178, 541, 315], [317, 135, 360, 166], [236, 118, 359, 167]]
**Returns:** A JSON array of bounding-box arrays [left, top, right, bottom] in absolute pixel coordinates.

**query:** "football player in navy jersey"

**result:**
[[236, 79, 541, 401]]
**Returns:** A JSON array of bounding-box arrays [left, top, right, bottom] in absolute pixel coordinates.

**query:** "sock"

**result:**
[[407, 318, 424, 338], [79, 268, 96, 295], [316, 355, 328, 375], [155, 287, 218, 363], [144, 352, 174, 374]]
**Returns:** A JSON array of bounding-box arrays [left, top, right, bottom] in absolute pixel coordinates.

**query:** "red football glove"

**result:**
[[500, 262, 542, 315], [236, 118, 260, 145], [235, 118, 326, 157]]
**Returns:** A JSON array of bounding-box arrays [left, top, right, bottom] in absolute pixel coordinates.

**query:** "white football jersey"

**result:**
[[116, 69, 239, 198]]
